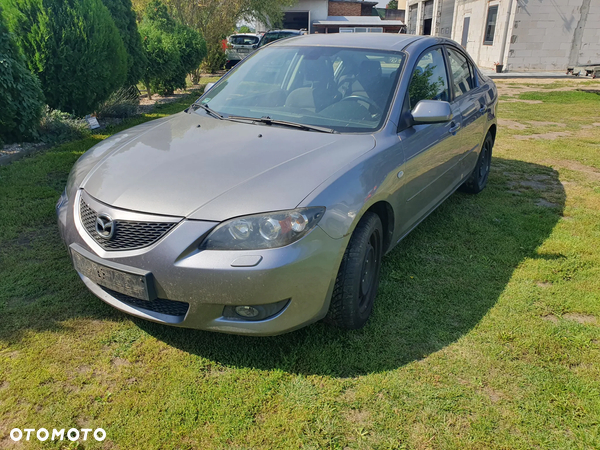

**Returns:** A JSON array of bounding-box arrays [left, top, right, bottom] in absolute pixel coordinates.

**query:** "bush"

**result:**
[[100, 0, 147, 87], [0, 6, 44, 144], [37, 107, 90, 145], [202, 42, 227, 74], [3, 0, 128, 116], [139, 0, 206, 96], [95, 86, 139, 118]]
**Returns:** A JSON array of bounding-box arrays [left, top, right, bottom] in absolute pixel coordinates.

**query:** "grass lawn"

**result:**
[[1, 80, 599, 449]]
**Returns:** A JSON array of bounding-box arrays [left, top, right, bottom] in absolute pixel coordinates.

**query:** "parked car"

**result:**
[[58, 34, 497, 335], [225, 33, 261, 69], [258, 29, 306, 48]]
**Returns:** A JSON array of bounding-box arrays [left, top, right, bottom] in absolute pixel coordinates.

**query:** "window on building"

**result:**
[[484, 5, 498, 45], [408, 48, 449, 108], [446, 48, 474, 98]]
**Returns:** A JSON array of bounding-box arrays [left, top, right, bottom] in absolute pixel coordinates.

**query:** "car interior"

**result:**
[[204, 47, 404, 130]]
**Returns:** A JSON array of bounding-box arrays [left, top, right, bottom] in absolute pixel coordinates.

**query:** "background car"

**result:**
[[58, 34, 497, 335], [258, 29, 306, 48], [225, 33, 261, 69]]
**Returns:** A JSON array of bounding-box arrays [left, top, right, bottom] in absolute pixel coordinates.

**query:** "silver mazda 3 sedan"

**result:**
[[57, 34, 498, 335]]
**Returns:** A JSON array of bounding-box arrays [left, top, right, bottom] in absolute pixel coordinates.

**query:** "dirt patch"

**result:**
[[536, 199, 559, 208], [563, 313, 597, 325], [514, 131, 571, 140], [537, 282, 553, 288], [542, 314, 559, 323], [498, 118, 528, 130], [111, 357, 131, 367], [344, 408, 371, 425], [519, 180, 550, 190], [502, 99, 544, 104], [528, 121, 567, 127], [545, 159, 600, 181]]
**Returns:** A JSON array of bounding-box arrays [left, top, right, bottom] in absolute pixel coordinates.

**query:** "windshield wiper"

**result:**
[[191, 103, 224, 120], [226, 115, 338, 134]]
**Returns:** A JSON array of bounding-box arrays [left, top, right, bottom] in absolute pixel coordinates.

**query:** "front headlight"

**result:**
[[201, 207, 325, 250]]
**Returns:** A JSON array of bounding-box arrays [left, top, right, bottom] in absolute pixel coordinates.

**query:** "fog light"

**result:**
[[235, 305, 259, 318], [222, 299, 290, 321]]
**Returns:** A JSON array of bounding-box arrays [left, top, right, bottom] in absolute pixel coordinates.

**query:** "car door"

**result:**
[[395, 46, 463, 238], [444, 45, 489, 177]]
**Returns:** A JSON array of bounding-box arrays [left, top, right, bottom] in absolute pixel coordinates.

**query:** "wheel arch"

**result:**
[[366, 201, 394, 254]]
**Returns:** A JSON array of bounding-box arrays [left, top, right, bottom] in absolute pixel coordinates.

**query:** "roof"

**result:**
[[313, 15, 405, 27], [272, 33, 424, 51]]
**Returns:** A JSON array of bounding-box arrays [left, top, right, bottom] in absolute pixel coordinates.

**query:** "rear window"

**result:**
[[229, 35, 259, 46]]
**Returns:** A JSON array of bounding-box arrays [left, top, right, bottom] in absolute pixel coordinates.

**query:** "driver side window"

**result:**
[[408, 48, 449, 109]]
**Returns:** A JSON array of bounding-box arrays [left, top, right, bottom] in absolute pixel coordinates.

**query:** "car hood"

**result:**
[[80, 112, 376, 221]]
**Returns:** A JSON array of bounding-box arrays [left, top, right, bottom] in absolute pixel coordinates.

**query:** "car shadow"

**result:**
[[136, 157, 565, 377]]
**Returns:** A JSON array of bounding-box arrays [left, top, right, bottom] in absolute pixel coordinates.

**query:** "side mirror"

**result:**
[[411, 100, 453, 124], [252, 44, 258, 49], [204, 82, 215, 93]]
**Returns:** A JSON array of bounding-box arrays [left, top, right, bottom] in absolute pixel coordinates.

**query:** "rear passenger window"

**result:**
[[408, 48, 449, 109], [446, 48, 474, 98]]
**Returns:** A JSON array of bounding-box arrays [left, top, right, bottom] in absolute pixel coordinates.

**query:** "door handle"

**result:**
[[449, 122, 461, 134]]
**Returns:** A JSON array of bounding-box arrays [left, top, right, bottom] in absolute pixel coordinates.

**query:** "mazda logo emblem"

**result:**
[[95, 214, 115, 240]]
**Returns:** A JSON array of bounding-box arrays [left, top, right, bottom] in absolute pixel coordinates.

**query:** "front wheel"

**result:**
[[460, 132, 494, 194], [325, 212, 383, 329]]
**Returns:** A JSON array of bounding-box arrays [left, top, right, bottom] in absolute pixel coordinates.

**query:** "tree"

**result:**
[[3, 0, 128, 116], [100, 0, 147, 87], [238, 25, 252, 33], [138, 0, 206, 96], [386, 0, 398, 9], [0, 5, 44, 143], [133, 0, 295, 72]]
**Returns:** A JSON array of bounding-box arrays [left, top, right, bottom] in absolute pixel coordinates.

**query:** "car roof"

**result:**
[[265, 29, 303, 34], [271, 33, 445, 52]]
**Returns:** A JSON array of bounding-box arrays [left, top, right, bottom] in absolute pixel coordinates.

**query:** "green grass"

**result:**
[[1, 83, 599, 449]]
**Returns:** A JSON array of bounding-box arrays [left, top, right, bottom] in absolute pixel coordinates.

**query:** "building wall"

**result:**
[[451, 0, 600, 71], [506, 0, 600, 71], [405, 0, 454, 38], [434, 0, 455, 38], [281, 0, 329, 33], [452, 0, 513, 69], [329, 1, 362, 16]]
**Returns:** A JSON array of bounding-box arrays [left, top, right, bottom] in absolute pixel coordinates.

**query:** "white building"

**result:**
[[405, 0, 600, 71]]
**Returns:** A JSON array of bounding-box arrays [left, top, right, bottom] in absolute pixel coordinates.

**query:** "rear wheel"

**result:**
[[325, 212, 383, 329], [460, 132, 493, 194]]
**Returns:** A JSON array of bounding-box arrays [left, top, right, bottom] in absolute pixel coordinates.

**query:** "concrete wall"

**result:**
[[450, 0, 600, 71], [506, 0, 600, 71], [406, 0, 455, 38], [451, 0, 514, 69]]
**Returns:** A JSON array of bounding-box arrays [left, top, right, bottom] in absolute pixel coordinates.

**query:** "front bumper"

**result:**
[[58, 190, 347, 335]]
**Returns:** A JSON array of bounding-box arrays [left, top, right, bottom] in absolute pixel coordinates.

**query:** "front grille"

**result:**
[[101, 286, 189, 317], [80, 198, 177, 251]]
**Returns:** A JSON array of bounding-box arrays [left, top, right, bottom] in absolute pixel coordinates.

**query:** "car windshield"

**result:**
[[198, 46, 405, 133], [229, 35, 259, 46]]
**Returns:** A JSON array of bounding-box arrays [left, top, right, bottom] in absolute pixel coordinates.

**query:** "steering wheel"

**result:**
[[339, 95, 383, 117]]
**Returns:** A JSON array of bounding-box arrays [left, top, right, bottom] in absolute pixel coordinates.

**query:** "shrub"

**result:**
[[202, 42, 227, 74], [37, 107, 90, 145], [139, 0, 206, 96], [95, 86, 139, 118], [3, 0, 128, 116], [0, 6, 44, 144], [100, 0, 147, 87]]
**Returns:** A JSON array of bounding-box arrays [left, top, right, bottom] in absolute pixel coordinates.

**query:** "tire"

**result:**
[[325, 212, 383, 329], [460, 132, 494, 194]]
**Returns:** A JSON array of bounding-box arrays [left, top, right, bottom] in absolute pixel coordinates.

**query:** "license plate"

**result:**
[[238, 48, 249, 53], [71, 246, 156, 301]]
